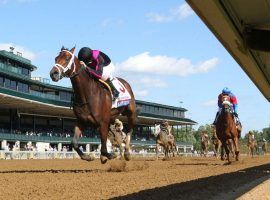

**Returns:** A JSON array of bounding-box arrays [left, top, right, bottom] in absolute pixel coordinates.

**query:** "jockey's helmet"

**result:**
[[161, 119, 169, 125], [78, 47, 92, 64], [222, 87, 231, 95], [248, 130, 253, 135]]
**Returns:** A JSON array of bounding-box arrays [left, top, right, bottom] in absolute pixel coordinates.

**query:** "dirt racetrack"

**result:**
[[0, 155, 270, 200]]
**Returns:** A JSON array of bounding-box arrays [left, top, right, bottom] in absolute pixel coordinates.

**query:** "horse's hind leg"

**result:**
[[124, 107, 136, 161], [156, 143, 159, 160], [72, 124, 94, 161]]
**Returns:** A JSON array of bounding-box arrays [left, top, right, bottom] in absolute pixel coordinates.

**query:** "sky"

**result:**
[[0, 0, 269, 135]]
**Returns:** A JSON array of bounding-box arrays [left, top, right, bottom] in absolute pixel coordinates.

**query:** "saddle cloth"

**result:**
[[111, 78, 131, 108], [99, 78, 131, 108]]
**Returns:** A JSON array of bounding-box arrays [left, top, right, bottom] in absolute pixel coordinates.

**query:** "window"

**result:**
[[18, 82, 29, 93], [5, 78, 16, 90], [5, 78, 10, 88], [59, 91, 72, 101], [22, 68, 30, 76]]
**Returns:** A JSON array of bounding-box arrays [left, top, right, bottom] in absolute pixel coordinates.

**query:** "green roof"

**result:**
[[0, 50, 37, 71], [0, 63, 71, 92]]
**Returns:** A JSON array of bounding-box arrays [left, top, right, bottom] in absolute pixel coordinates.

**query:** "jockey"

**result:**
[[160, 119, 171, 135], [212, 87, 241, 125], [78, 47, 119, 99], [248, 131, 255, 140]]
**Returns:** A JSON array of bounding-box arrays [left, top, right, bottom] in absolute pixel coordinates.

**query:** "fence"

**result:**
[[0, 150, 194, 160]]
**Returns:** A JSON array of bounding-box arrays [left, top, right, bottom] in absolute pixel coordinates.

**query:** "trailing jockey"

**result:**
[[213, 87, 241, 126], [78, 47, 119, 100]]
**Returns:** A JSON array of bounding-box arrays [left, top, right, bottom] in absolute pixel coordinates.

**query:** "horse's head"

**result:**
[[50, 46, 78, 82], [221, 95, 233, 113], [153, 124, 161, 137]]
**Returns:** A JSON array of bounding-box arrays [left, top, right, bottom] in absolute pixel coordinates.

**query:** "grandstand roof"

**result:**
[[0, 88, 196, 126], [187, 0, 270, 101], [0, 50, 37, 71]]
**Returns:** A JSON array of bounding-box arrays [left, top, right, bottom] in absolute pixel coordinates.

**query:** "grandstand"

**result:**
[[0, 47, 196, 155]]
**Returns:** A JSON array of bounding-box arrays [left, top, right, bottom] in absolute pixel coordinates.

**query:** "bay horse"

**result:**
[[247, 133, 257, 158], [49, 46, 137, 164], [262, 141, 268, 155], [153, 124, 177, 160], [107, 124, 126, 159], [216, 95, 240, 163], [200, 132, 209, 157], [211, 127, 221, 158]]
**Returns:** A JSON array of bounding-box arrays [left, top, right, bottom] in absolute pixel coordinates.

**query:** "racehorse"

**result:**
[[200, 132, 209, 157], [262, 141, 268, 155], [247, 134, 257, 158], [50, 46, 137, 164], [211, 128, 221, 158], [107, 124, 126, 159], [153, 124, 177, 160], [216, 95, 240, 163]]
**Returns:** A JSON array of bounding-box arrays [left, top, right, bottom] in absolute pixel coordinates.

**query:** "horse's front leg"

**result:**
[[223, 140, 231, 164], [72, 124, 94, 161], [100, 124, 114, 164], [232, 136, 239, 161]]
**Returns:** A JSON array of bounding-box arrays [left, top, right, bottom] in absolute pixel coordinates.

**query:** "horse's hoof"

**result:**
[[81, 154, 95, 162], [100, 155, 108, 164], [162, 157, 169, 161], [101, 152, 114, 160], [112, 153, 118, 159], [124, 152, 131, 161]]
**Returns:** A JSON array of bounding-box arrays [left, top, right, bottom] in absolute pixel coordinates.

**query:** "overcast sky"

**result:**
[[0, 0, 269, 135]]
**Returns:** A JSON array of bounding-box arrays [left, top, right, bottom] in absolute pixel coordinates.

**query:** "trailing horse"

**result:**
[[200, 132, 209, 157], [153, 124, 177, 160], [211, 127, 221, 158], [107, 124, 126, 159], [215, 95, 240, 163], [50, 46, 137, 164], [247, 134, 257, 158]]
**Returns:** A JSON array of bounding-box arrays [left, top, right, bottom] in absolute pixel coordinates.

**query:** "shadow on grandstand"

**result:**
[[111, 163, 270, 200], [0, 169, 102, 174]]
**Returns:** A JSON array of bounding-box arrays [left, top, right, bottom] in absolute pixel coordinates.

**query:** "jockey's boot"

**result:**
[[106, 78, 119, 100]]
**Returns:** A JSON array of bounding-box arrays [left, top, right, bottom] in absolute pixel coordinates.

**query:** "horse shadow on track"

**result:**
[[111, 163, 270, 200]]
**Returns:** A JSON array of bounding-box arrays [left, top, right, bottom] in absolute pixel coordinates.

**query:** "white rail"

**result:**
[[0, 150, 194, 160]]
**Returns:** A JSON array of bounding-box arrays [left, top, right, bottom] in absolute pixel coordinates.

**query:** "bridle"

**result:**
[[54, 49, 84, 78], [222, 97, 233, 113]]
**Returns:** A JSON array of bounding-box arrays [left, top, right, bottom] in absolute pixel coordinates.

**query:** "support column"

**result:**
[[33, 115, 36, 134], [61, 118, 64, 136], [58, 143, 62, 151], [1, 140, 7, 150], [86, 144, 91, 152], [9, 109, 13, 133]]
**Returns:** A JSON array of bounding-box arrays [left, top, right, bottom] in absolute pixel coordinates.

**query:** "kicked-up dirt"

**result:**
[[0, 155, 269, 200]]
